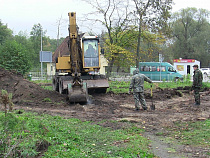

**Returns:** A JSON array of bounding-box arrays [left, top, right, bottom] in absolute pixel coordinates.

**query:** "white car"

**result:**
[[200, 68, 210, 78]]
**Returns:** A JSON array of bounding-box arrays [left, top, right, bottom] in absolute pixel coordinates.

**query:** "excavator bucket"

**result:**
[[68, 82, 88, 103]]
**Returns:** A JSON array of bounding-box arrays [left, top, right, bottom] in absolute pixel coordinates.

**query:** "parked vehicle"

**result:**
[[200, 68, 210, 77], [137, 62, 183, 81]]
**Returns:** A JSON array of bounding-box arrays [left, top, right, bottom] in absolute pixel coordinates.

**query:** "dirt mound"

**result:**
[[0, 67, 66, 106]]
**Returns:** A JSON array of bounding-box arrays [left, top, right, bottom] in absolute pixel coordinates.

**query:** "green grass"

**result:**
[[41, 86, 53, 90], [170, 120, 210, 147], [107, 79, 210, 94], [0, 111, 154, 158], [32, 79, 52, 84]]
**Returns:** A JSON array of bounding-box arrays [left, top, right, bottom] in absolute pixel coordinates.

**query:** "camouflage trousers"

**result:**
[[133, 92, 147, 110], [194, 88, 200, 104]]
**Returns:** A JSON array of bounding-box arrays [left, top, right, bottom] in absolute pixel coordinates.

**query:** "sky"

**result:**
[[1, 0, 210, 39]]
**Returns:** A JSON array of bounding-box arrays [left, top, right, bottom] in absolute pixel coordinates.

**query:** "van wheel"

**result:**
[[203, 73, 208, 81], [174, 77, 179, 82]]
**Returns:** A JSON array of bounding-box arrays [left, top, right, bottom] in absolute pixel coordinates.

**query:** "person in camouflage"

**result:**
[[129, 69, 152, 111], [192, 64, 203, 105]]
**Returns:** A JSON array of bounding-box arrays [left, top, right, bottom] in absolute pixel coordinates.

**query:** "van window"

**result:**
[[151, 66, 156, 71], [141, 66, 157, 71], [140, 66, 156, 71], [157, 66, 166, 72], [141, 66, 150, 71], [168, 67, 176, 72]]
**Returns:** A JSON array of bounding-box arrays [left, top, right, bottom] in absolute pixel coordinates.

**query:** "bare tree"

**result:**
[[132, 0, 173, 68], [83, 0, 132, 77]]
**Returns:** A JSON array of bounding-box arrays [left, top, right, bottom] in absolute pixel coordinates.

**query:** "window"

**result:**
[[151, 66, 156, 71], [140, 66, 156, 71], [168, 67, 176, 72], [83, 40, 99, 67], [157, 66, 166, 72], [141, 66, 149, 71]]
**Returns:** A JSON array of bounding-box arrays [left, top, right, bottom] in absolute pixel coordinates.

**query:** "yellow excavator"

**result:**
[[52, 12, 109, 103]]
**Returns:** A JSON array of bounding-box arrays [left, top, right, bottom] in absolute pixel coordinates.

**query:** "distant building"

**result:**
[[173, 59, 200, 77]]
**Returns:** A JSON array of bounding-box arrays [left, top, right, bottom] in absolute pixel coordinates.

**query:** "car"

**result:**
[[200, 68, 210, 77]]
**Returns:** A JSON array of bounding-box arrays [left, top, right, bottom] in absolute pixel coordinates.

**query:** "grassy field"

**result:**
[[0, 111, 154, 158], [107, 80, 210, 93]]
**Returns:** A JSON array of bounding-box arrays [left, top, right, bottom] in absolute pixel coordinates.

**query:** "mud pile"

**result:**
[[0, 67, 66, 106]]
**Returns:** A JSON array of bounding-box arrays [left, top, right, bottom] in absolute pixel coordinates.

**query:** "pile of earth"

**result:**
[[0, 67, 67, 106]]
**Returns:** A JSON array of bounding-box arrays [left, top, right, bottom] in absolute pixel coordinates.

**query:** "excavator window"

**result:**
[[83, 40, 99, 67]]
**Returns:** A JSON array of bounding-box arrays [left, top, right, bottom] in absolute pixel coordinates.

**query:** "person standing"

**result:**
[[192, 64, 203, 105], [129, 69, 152, 111]]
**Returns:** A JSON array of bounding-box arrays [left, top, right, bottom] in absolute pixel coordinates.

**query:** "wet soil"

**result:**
[[0, 67, 210, 158]]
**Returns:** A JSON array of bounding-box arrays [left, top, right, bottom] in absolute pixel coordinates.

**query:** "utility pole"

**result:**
[[41, 29, 43, 79]]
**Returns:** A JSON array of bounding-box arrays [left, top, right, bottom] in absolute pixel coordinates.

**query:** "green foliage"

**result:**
[[0, 20, 13, 45], [0, 40, 31, 75], [0, 89, 14, 116], [0, 111, 154, 157], [43, 98, 51, 102], [171, 8, 210, 67]]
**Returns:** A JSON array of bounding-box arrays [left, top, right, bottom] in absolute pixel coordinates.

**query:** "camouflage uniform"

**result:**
[[192, 68, 203, 105], [129, 69, 152, 110]]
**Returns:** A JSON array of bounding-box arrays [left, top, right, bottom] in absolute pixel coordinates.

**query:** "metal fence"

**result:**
[[29, 72, 52, 80], [29, 71, 199, 82]]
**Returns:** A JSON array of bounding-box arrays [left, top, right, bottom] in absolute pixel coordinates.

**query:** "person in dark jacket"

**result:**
[[192, 64, 203, 105], [129, 69, 152, 111]]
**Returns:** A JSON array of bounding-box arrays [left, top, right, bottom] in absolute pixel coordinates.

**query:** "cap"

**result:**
[[193, 64, 198, 68]]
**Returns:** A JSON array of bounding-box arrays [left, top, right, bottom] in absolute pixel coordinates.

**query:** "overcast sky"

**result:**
[[1, 0, 210, 39]]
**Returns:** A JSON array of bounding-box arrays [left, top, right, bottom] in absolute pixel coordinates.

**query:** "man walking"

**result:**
[[129, 69, 152, 111], [192, 64, 203, 105]]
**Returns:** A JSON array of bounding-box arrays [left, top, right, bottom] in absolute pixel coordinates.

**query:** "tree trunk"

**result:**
[[106, 57, 115, 78], [136, 17, 142, 69]]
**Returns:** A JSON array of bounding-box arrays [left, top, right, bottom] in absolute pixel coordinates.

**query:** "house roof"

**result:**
[[52, 33, 86, 62], [52, 36, 70, 62]]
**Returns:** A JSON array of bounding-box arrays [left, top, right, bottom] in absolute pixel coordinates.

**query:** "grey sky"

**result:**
[[0, 0, 210, 39]]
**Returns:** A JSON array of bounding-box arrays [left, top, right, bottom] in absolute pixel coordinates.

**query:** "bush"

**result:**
[[0, 40, 31, 75]]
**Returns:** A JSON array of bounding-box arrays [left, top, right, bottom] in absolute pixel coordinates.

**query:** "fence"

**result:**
[[29, 72, 53, 80], [29, 71, 189, 82], [109, 72, 185, 82]]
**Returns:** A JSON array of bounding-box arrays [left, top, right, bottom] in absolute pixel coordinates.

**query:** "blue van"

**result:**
[[135, 62, 183, 81]]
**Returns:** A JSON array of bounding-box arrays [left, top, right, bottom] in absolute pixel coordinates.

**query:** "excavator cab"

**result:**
[[82, 36, 100, 73]]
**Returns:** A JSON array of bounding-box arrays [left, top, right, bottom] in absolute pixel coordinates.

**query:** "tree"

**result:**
[[132, 0, 173, 68], [30, 23, 48, 68], [0, 40, 31, 75], [0, 20, 13, 45], [170, 8, 210, 67], [83, 0, 132, 77]]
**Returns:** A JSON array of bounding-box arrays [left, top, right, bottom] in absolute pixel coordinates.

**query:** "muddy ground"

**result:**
[[0, 67, 210, 158]]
